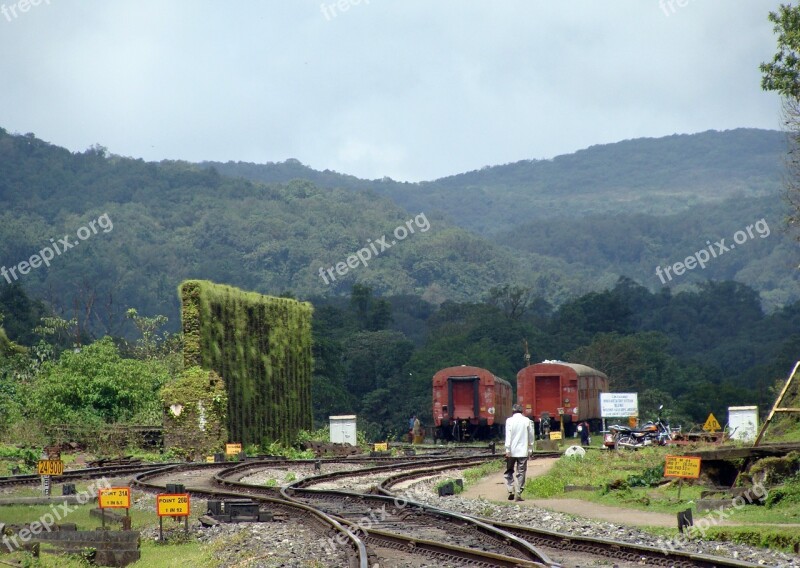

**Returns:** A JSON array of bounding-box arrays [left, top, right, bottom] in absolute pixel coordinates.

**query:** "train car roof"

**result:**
[[525, 361, 608, 379], [433, 366, 512, 388]]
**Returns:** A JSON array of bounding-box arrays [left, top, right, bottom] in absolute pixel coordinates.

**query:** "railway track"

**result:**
[[155, 456, 556, 566], [266, 455, 556, 567], [0, 462, 181, 489], [0, 451, 784, 567], [132, 462, 366, 568], [376, 458, 767, 568]]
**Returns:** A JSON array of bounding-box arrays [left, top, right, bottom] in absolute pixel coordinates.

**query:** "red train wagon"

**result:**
[[432, 365, 513, 441], [516, 361, 608, 436]]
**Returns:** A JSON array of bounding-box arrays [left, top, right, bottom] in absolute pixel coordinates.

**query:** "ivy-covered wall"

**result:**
[[179, 280, 313, 446], [161, 366, 227, 460]]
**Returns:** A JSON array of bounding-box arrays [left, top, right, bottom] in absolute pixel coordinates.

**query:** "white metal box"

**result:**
[[329, 415, 357, 445], [728, 406, 758, 442]]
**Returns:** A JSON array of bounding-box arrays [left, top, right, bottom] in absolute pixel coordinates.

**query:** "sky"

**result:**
[[0, 0, 786, 182]]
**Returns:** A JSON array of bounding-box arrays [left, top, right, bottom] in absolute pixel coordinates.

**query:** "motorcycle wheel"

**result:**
[[614, 435, 634, 450]]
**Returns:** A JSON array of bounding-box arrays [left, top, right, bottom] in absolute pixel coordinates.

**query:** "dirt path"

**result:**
[[461, 457, 688, 527]]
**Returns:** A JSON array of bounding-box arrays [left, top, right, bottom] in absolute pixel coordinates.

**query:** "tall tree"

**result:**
[[761, 3, 800, 237]]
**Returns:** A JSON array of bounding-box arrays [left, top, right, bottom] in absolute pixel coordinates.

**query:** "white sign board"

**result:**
[[600, 393, 638, 418], [728, 406, 758, 442]]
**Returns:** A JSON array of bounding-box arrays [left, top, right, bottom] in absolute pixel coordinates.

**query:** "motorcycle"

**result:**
[[610, 405, 671, 450]]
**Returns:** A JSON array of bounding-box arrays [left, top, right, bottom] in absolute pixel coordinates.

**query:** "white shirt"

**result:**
[[505, 412, 535, 457]]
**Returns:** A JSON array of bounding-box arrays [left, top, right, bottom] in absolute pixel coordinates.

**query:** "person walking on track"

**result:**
[[504, 403, 535, 502]]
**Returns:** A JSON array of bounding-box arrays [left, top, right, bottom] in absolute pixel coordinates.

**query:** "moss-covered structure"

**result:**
[[161, 366, 227, 460], [179, 280, 313, 446]]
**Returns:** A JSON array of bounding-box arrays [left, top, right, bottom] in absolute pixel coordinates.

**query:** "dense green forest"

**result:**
[[0, 125, 798, 446], [1, 279, 798, 444], [0, 128, 600, 337], [206, 128, 786, 233], [0, 127, 796, 342]]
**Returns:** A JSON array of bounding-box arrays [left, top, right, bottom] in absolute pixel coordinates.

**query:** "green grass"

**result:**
[[463, 460, 503, 487], [6, 537, 215, 568], [435, 479, 464, 495], [524, 446, 671, 499], [0, 492, 220, 568]]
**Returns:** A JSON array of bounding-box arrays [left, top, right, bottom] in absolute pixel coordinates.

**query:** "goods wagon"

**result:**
[[433, 365, 513, 441], [516, 361, 607, 437]]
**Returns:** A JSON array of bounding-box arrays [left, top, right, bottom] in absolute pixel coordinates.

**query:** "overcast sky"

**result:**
[[0, 0, 785, 181]]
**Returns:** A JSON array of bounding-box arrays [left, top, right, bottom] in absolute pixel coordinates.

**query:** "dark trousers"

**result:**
[[504, 457, 528, 495]]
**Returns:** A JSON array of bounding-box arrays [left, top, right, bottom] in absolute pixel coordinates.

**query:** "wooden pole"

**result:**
[[753, 361, 800, 447]]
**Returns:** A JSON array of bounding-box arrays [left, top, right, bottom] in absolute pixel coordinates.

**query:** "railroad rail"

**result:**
[[132, 462, 367, 568], [273, 456, 556, 567], [0, 462, 180, 488], [376, 457, 766, 568], [0, 451, 777, 567]]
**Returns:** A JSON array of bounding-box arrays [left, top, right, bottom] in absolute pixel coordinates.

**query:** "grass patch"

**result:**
[[435, 479, 463, 495], [462, 460, 503, 487], [6, 536, 214, 568], [702, 526, 800, 554], [524, 447, 672, 499]]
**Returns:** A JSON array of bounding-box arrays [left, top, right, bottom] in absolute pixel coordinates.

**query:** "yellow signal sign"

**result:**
[[98, 487, 131, 509], [157, 494, 190, 517], [664, 455, 702, 479], [703, 413, 722, 432], [37, 459, 63, 476], [373, 442, 388, 451], [549, 432, 562, 440], [225, 443, 242, 455]]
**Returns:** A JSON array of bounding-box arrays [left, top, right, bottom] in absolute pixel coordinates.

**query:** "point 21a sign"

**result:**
[[600, 393, 639, 418]]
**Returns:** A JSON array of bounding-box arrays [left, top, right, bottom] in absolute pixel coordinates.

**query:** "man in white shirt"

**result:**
[[504, 403, 535, 501]]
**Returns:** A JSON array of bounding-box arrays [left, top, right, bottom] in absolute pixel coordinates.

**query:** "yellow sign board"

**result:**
[[205, 456, 215, 463], [549, 432, 562, 440], [37, 459, 64, 476], [373, 442, 388, 451], [225, 443, 242, 455], [99, 487, 131, 509], [664, 455, 702, 479], [703, 413, 722, 432], [157, 494, 190, 517]]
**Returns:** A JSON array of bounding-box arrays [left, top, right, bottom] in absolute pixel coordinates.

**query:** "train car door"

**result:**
[[448, 376, 480, 420], [536, 375, 561, 416]]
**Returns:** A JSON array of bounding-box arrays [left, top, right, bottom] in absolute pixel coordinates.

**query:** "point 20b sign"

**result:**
[[600, 393, 638, 418]]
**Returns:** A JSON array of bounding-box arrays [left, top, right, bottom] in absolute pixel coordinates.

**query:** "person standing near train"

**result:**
[[504, 403, 535, 502]]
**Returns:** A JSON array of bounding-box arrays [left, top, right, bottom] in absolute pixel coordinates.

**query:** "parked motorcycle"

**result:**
[[610, 405, 671, 450]]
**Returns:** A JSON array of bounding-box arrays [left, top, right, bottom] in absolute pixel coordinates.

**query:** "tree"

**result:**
[[486, 285, 534, 320], [761, 3, 800, 236]]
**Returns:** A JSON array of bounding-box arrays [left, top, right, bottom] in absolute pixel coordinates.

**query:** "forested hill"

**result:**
[[205, 128, 798, 309], [206, 128, 787, 234], [0, 128, 595, 336]]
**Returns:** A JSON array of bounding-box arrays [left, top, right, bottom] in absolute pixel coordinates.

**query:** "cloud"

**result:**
[[0, 0, 782, 181]]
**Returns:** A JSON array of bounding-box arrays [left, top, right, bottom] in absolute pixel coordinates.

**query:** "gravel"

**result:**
[[397, 470, 800, 568], [239, 462, 367, 487], [194, 521, 352, 568]]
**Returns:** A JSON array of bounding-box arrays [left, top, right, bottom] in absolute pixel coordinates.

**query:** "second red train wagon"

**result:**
[[432, 365, 513, 441], [516, 361, 608, 435]]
